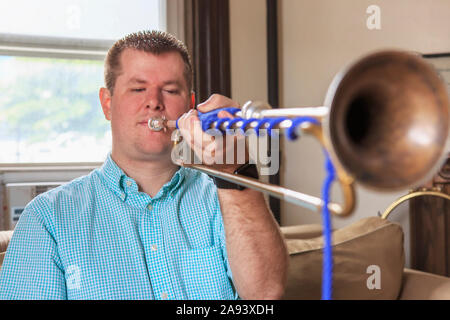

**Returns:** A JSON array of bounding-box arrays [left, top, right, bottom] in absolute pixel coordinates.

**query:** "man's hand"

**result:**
[[177, 94, 249, 173]]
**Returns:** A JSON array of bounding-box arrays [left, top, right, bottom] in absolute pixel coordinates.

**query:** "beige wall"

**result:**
[[229, 0, 268, 104], [229, 0, 270, 183], [280, 0, 450, 267]]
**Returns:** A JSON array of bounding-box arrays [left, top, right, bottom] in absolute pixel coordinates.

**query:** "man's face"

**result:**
[[100, 49, 193, 162]]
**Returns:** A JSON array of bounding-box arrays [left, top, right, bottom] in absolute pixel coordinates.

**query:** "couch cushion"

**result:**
[[283, 217, 405, 300]]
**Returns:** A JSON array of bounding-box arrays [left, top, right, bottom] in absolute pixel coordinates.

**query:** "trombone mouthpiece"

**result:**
[[148, 116, 176, 132], [148, 116, 166, 131]]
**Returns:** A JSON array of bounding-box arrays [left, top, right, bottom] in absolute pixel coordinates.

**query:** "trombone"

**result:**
[[149, 50, 450, 217]]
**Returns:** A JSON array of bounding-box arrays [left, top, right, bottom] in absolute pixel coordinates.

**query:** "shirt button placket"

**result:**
[[144, 203, 174, 300]]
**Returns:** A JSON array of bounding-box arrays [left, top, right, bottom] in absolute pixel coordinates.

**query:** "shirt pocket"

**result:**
[[179, 245, 234, 300]]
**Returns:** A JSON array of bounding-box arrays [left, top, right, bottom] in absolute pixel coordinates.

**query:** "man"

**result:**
[[0, 30, 288, 299]]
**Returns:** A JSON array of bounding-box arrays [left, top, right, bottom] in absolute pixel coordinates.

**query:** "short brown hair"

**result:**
[[104, 30, 193, 95]]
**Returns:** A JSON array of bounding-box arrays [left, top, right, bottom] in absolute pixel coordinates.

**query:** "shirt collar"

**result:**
[[161, 166, 185, 198], [98, 153, 186, 201]]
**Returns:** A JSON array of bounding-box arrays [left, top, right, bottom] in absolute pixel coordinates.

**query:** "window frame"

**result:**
[[0, 0, 180, 169], [0, 33, 112, 61]]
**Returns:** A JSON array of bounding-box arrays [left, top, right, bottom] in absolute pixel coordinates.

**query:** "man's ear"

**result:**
[[189, 92, 195, 110], [99, 87, 112, 121]]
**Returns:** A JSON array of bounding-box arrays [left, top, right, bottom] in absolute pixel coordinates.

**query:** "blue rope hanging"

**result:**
[[320, 152, 336, 300], [189, 108, 336, 300]]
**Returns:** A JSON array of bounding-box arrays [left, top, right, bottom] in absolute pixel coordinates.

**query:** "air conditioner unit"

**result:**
[[2, 182, 66, 230]]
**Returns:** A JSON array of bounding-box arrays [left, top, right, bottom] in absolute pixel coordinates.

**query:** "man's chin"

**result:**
[[137, 145, 172, 161]]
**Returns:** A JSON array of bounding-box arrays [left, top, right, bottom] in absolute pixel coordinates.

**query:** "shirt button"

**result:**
[[147, 203, 153, 210], [151, 244, 158, 251], [161, 292, 168, 300], [126, 180, 132, 187]]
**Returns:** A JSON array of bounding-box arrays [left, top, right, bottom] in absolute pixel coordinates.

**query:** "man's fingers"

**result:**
[[178, 110, 217, 150], [177, 105, 248, 166], [217, 110, 235, 119]]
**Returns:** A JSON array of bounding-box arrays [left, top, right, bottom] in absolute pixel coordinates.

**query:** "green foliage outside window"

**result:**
[[0, 56, 111, 162]]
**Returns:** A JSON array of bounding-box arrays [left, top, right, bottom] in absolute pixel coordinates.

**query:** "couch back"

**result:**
[[281, 217, 405, 300]]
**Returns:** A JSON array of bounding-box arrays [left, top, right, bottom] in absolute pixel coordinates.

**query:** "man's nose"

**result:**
[[146, 90, 164, 111]]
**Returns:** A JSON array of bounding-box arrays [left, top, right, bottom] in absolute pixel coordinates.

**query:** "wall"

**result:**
[[229, 0, 268, 104], [280, 0, 450, 267], [229, 0, 270, 184]]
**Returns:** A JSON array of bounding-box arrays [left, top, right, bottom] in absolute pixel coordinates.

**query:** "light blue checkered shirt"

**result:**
[[0, 154, 237, 300]]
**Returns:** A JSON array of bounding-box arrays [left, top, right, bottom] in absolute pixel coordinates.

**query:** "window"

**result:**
[[0, 0, 168, 163]]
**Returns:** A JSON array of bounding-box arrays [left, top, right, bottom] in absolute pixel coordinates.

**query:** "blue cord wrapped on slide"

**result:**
[[177, 107, 336, 300], [175, 108, 241, 131], [197, 107, 241, 132]]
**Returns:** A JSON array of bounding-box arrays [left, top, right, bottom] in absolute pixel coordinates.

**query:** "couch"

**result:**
[[1, 217, 450, 299], [281, 216, 450, 299]]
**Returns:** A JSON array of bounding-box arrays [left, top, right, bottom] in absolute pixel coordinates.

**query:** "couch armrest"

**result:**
[[0, 230, 14, 267], [280, 224, 324, 240], [398, 268, 450, 300]]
